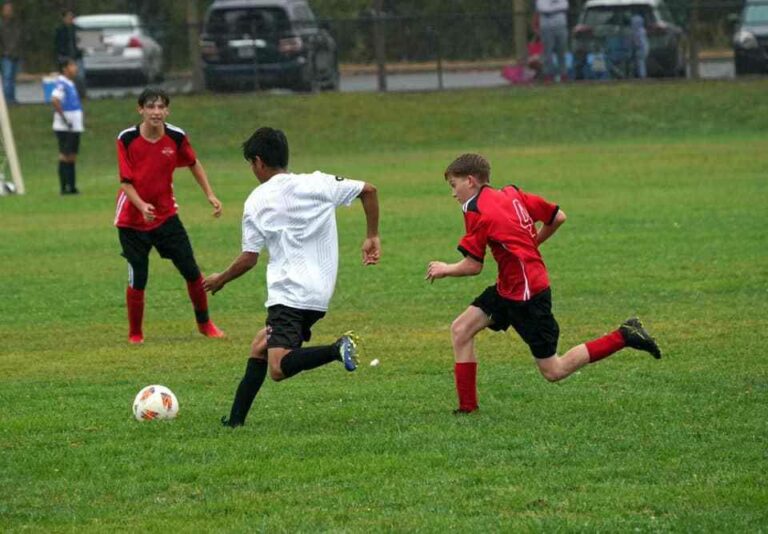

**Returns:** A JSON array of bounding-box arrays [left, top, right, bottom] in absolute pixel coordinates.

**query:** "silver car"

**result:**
[[75, 14, 163, 84]]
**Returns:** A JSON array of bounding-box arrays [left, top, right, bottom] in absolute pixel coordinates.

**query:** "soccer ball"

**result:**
[[132, 385, 179, 421]]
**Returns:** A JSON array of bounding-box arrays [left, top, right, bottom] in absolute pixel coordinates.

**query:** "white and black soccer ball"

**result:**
[[132, 385, 179, 421]]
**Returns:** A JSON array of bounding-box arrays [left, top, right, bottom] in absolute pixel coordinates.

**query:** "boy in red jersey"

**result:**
[[114, 88, 224, 344], [426, 154, 661, 413]]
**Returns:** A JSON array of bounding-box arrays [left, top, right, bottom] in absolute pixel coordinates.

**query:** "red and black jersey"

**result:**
[[113, 123, 197, 231], [458, 185, 559, 302]]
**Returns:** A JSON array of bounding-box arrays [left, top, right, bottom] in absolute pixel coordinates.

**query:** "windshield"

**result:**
[[205, 8, 291, 36], [582, 6, 655, 26], [744, 4, 768, 24]]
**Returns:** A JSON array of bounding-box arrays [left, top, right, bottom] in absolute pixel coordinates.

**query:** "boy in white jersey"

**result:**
[[204, 127, 381, 428]]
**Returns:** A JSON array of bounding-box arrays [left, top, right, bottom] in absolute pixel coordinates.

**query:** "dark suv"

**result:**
[[200, 0, 339, 91], [732, 0, 768, 75]]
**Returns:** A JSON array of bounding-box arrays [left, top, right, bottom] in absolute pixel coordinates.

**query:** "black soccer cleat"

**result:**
[[619, 317, 662, 359], [220, 415, 243, 428], [453, 407, 479, 415]]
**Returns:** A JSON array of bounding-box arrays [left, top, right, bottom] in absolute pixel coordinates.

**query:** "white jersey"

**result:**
[[242, 171, 365, 312]]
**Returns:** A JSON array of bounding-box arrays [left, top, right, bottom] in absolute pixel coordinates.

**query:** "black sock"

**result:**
[[58, 161, 67, 193], [227, 358, 268, 426], [67, 162, 77, 192], [279, 344, 339, 379]]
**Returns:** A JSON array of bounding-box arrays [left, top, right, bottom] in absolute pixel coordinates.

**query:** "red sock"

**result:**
[[454, 362, 478, 412], [126, 287, 144, 337], [586, 330, 626, 363], [186, 276, 209, 324]]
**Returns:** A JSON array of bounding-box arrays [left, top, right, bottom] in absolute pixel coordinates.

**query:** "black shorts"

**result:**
[[55, 131, 80, 155], [266, 305, 326, 350], [118, 215, 197, 266], [472, 286, 559, 358]]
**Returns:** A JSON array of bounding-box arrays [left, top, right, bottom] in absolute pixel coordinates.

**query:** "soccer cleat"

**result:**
[[198, 320, 225, 338], [220, 416, 242, 428], [128, 333, 144, 344], [336, 331, 359, 372], [619, 317, 662, 359], [453, 407, 478, 415]]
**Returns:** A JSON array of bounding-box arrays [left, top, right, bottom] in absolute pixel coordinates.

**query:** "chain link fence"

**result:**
[[24, 1, 760, 90]]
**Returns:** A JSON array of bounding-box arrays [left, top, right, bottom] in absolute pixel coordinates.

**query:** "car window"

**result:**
[[206, 8, 291, 36], [292, 4, 317, 30], [582, 5, 655, 26], [78, 19, 137, 36], [744, 4, 768, 23], [656, 1, 674, 23]]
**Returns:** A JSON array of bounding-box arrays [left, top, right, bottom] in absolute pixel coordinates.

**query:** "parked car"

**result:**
[[732, 0, 768, 75], [200, 0, 339, 92], [571, 0, 686, 79], [75, 14, 164, 84]]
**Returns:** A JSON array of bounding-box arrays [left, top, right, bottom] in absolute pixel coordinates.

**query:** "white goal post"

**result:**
[[0, 81, 24, 195]]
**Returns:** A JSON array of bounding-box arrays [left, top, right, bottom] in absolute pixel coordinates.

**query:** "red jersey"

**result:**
[[458, 185, 559, 302], [113, 123, 197, 231]]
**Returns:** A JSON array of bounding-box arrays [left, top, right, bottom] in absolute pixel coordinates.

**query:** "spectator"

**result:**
[[54, 9, 85, 97], [535, 0, 569, 82], [0, 1, 21, 104], [631, 14, 649, 79]]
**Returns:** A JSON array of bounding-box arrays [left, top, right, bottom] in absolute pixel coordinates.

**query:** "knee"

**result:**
[[539, 366, 565, 383], [450, 318, 471, 346], [268, 362, 285, 382]]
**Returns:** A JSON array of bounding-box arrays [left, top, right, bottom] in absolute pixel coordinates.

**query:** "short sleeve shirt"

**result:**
[[459, 185, 559, 301], [242, 171, 365, 311], [113, 123, 197, 231]]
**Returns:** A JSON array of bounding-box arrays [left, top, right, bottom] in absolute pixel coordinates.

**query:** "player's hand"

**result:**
[[361, 236, 381, 266], [208, 195, 223, 218], [65, 120, 73, 131], [203, 273, 225, 295], [140, 202, 156, 222], [425, 261, 449, 283]]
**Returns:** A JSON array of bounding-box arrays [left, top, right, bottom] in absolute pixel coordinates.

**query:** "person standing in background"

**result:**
[[631, 14, 649, 79], [0, 1, 21, 104], [54, 9, 86, 97], [51, 58, 83, 195], [535, 0, 569, 82]]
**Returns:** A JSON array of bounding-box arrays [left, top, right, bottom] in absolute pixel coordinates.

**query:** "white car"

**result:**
[[75, 14, 164, 84]]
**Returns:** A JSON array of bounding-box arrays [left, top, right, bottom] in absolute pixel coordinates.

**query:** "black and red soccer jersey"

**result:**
[[458, 185, 559, 302], [114, 123, 197, 231]]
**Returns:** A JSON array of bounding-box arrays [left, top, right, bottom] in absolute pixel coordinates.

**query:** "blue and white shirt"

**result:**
[[51, 75, 84, 132]]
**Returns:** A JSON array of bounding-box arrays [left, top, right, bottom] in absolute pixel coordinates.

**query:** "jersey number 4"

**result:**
[[513, 199, 536, 238]]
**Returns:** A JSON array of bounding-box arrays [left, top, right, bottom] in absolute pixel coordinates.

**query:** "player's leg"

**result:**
[[264, 306, 354, 382], [536, 317, 661, 382], [118, 228, 152, 344], [155, 216, 224, 338], [451, 305, 493, 413], [55, 132, 68, 194], [65, 134, 80, 194], [222, 328, 268, 428]]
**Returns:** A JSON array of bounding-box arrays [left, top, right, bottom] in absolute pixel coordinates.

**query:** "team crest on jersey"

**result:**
[[162, 147, 175, 157]]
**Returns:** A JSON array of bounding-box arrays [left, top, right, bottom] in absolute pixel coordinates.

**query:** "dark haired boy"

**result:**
[[51, 58, 82, 194], [426, 153, 661, 413], [204, 127, 381, 428], [114, 88, 224, 344]]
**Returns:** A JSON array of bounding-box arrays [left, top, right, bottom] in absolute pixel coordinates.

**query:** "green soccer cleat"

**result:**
[[619, 317, 662, 359]]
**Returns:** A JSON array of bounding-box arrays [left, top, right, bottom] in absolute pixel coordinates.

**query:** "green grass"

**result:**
[[1, 80, 767, 532]]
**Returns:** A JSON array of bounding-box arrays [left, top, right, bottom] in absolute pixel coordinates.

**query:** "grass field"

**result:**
[[1, 81, 767, 532]]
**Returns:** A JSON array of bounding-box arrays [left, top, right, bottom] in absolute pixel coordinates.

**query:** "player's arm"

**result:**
[[189, 159, 223, 218], [358, 182, 380, 265], [203, 252, 259, 295], [537, 208, 567, 245], [120, 182, 156, 223], [51, 95, 72, 130], [426, 256, 483, 283]]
